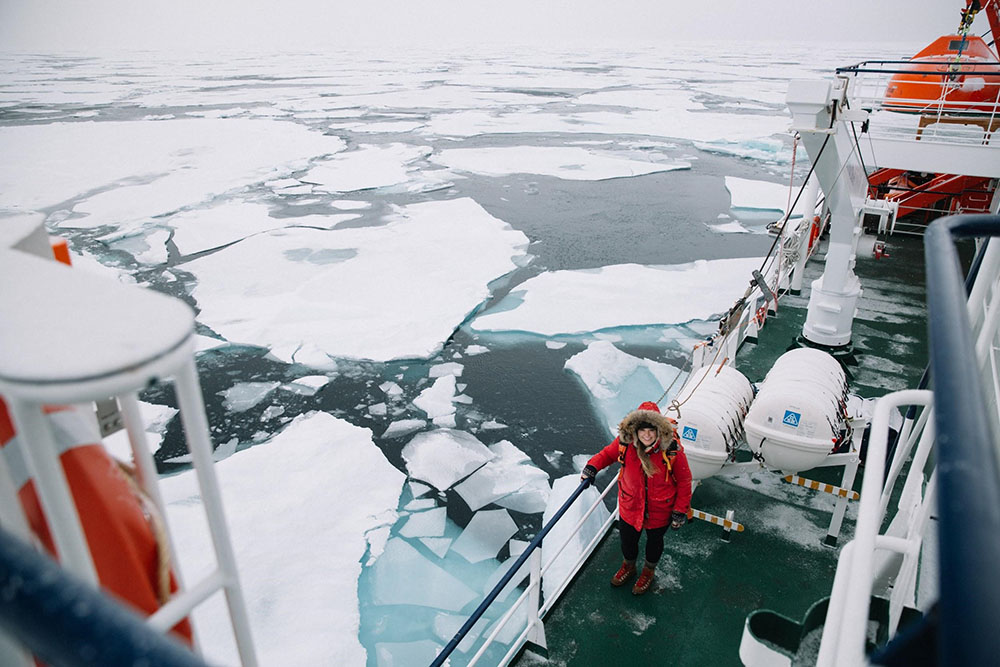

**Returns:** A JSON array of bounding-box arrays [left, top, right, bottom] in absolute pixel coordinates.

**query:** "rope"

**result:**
[[116, 461, 173, 605]]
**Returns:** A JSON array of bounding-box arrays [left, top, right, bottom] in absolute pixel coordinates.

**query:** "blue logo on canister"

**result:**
[[782, 410, 801, 427]]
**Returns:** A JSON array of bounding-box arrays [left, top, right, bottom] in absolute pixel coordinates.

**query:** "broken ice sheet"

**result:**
[[493, 478, 551, 514], [412, 374, 457, 419], [541, 475, 610, 600], [383, 419, 426, 439], [565, 340, 685, 436], [219, 381, 280, 412], [450, 509, 519, 563], [280, 375, 331, 396], [371, 538, 477, 611], [402, 429, 492, 491], [399, 507, 446, 538], [419, 537, 453, 558], [453, 441, 549, 511]]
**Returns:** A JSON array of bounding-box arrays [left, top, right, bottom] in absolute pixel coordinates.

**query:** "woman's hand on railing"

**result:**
[[581, 464, 597, 485]]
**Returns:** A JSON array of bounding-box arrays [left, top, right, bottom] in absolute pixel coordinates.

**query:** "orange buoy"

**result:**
[[0, 400, 193, 644]]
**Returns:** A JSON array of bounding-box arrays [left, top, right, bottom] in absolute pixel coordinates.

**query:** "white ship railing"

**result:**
[[834, 61, 1000, 182], [816, 216, 1000, 666], [838, 60, 1000, 146], [431, 475, 619, 667]]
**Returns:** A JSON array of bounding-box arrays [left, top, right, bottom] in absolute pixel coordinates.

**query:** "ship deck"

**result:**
[[513, 232, 935, 666]]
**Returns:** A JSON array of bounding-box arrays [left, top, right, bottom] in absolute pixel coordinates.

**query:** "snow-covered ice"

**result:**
[[401, 429, 493, 491], [470, 257, 764, 336], [431, 146, 689, 181], [161, 411, 405, 665], [183, 198, 529, 362], [566, 341, 686, 436], [453, 440, 550, 511]]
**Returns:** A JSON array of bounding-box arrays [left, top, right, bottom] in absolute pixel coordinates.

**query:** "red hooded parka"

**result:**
[[587, 401, 693, 531]]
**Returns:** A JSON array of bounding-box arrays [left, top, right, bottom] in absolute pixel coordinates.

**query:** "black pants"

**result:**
[[618, 519, 668, 564]]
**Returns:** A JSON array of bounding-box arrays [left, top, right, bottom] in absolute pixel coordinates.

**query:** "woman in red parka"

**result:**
[[581, 401, 692, 595]]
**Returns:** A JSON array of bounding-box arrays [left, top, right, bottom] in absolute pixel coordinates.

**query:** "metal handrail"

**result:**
[[0, 525, 209, 667], [430, 476, 616, 667]]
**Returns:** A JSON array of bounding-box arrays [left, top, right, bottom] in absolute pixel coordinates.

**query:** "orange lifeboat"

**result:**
[[884, 34, 1000, 116]]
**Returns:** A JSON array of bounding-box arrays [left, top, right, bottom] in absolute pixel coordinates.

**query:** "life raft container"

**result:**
[[671, 364, 754, 480], [0, 399, 192, 643], [744, 348, 848, 474]]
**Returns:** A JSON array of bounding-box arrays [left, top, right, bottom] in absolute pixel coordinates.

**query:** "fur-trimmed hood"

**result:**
[[618, 401, 675, 448]]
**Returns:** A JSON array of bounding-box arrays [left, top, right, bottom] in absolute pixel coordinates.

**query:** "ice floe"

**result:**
[[219, 381, 280, 412], [565, 341, 686, 435], [453, 440, 550, 512], [470, 257, 764, 336], [0, 119, 346, 232], [161, 411, 405, 665], [183, 197, 529, 362], [401, 429, 493, 491], [431, 146, 689, 181], [450, 509, 519, 563], [370, 538, 478, 611], [541, 475, 611, 600]]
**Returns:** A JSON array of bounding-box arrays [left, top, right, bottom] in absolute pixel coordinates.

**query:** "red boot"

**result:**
[[632, 564, 656, 595], [611, 560, 636, 587]]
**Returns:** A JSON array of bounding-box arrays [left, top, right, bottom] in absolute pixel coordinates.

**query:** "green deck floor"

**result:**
[[514, 233, 934, 667]]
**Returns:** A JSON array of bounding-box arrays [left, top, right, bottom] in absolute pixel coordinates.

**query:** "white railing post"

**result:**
[[525, 549, 546, 650]]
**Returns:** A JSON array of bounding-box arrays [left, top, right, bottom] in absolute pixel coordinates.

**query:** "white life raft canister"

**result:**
[[672, 364, 754, 480], [744, 348, 848, 473]]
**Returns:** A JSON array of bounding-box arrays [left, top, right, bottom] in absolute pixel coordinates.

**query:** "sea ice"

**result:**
[[453, 441, 549, 511], [399, 507, 447, 538], [280, 375, 331, 396], [401, 429, 493, 491], [725, 175, 809, 216], [403, 498, 437, 511], [375, 640, 441, 666], [493, 478, 552, 514], [431, 146, 689, 181], [0, 118, 347, 232], [101, 400, 177, 461], [419, 537, 453, 559], [383, 419, 426, 439], [541, 475, 611, 601], [160, 411, 405, 666], [565, 341, 686, 436], [450, 509, 519, 563], [379, 380, 403, 396], [302, 143, 440, 193], [371, 538, 478, 611], [433, 612, 489, 654], [169, 201, 359, 256], [469, 257, 764, 336], [183, 197, 529, 362], [429, 362, 464, 378], [412, 375, 458, 420], [218, 381, 280, 412]]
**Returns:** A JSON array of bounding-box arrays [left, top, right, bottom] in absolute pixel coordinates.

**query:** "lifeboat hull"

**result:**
[[884, 35, 1000, 116]]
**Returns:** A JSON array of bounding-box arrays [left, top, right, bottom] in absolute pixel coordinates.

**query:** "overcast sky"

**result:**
[[0, 1, 981, 53]]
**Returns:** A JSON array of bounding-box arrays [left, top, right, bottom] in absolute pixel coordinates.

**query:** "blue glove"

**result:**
[[671, 511, 687, 530]]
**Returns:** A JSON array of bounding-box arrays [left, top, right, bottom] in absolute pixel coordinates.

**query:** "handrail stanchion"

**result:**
[[429, 478, 593, 667]]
